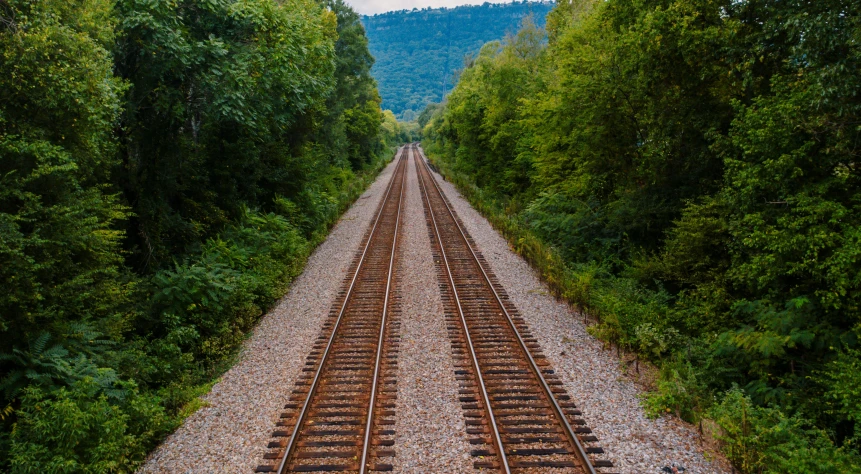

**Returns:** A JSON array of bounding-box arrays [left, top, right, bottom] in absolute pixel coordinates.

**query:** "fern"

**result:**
[[0, 403, 12, 421], [0, 332, 122, 402]]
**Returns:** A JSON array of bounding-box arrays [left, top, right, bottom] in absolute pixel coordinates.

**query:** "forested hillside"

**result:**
[[361, 1, 554, 120], [422, 0, 861, 472], [0, 0, 408, 470]]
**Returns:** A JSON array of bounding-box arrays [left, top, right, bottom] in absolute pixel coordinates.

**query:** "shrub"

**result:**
[[9, 378, 169, 473], [421, 0, 861, 469], [642, 354, 707, 421], [708, 388, 860, 473], [821, 344, 861, 449]]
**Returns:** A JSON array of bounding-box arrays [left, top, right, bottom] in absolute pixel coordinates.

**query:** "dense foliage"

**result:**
[[361, 1, 554, 120], [0, 0, 406, 470], [423, 0, 861, 471]]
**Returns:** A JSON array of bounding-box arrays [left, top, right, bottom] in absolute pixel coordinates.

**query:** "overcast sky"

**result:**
[[346, 0, 513, 15]]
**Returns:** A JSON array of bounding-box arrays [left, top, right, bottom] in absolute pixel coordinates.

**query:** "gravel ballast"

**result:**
[[140, 145, 733, 474], [138, 153, 402, 474], [390, 153, 475, 474], [421, 148, 732, 474]]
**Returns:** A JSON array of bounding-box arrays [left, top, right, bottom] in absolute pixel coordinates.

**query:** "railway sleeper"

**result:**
[[474, 460, 501, 469], [288, 463, 358, 472], [304, 410, 363, 417], [307, 420, 363, 426], [498, 419, 559, 426], [500, 426, 563, 434], [303, 429, 361, 436], [368, 463, 393, 471], [491, 395, 542, 401], [294, 451, 357, 459], [502, 436, 565, 444], [508, 448, 573, 456], [298, 440, 361, 447], [493, 402, 551, 409], [508, 460, 578, 469]]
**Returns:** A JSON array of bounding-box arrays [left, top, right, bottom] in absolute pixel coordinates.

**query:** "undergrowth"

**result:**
[[423, 146, 861, 473]]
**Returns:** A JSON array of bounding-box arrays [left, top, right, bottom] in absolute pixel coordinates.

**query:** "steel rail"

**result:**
[[358, 144, 406, 474], [415, 146, 598, 474], [413, 146, 512, 474], [276, 150, 407, 474]]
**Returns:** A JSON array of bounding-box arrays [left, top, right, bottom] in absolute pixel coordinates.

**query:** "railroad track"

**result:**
[[255, 143, 614, 473], [413, 145, 615, 473], [256, 149, 407, 473]]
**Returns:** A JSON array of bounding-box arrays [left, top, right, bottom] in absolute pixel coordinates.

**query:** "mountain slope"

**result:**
[[361, 1, 554, 120]]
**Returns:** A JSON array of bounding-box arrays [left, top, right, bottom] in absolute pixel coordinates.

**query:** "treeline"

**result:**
[[422, 0, 861, 471], [0, 0, 408, 470], [361, 1, 554, 120]]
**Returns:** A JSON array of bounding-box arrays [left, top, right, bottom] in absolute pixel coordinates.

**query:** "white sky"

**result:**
[[347, 0, 514, 15]]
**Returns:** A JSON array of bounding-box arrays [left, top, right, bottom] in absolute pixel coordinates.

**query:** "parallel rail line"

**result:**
[[255, 143, 615, 473], [413, 144, 614, 473], [256, 149, 407, 473]]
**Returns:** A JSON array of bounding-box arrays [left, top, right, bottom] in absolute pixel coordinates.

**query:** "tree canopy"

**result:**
[[361, 1, 554, 120], [0, 0, 405, 469], [423, 0, 861, 471]]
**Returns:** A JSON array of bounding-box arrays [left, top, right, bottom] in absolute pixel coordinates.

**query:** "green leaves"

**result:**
[[9, 379, 169, 473], [363, 2, 556, 119], [822, 344, 861, 447], [2, 0, 389, 469], [0, 0, 131, 365], [114, 0, 338, 264], [709, 388, 860, 474], [153, 263, 236, 319], [423, 0, 861, 470]]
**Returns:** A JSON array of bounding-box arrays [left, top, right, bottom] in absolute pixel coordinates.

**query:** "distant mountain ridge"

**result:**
[[361, 1, 554, 120]]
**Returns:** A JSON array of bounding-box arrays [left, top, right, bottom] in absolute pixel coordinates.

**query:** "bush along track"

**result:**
[[0, 0, 411, 471], [420, 0, 861, 472]]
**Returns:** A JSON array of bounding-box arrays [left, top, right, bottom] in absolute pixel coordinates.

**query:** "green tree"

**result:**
[[317, 0, 383, 169], [0, 0, 131, 381], [423, 0, 861, 469], [2, 0, 394, 468], [362, 2, 556, 119], [9, 379, 169, 473], [114, 0, 337, 266], [439, 17, 546, 199]]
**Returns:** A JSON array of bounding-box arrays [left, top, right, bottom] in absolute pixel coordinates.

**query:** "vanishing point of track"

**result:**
[[256, 149, 407, 473], [256, 144, 614, 473]]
